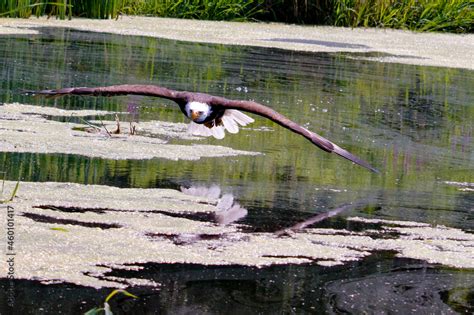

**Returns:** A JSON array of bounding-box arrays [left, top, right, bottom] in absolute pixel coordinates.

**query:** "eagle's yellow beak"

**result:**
[[191, 110, 200, 121]]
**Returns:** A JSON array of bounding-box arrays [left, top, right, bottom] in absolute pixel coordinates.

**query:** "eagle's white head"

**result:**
[[185, 101, 212, 123]]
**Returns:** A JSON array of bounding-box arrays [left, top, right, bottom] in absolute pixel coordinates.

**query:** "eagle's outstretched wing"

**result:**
[[30, 84, 378, 172], [30, 84, 188, 103], [209, 95, 378, 173]]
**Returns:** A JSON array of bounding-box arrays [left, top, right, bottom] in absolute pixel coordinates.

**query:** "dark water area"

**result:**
[[0, 28, 473, 313], [2, 254, 473, 314]]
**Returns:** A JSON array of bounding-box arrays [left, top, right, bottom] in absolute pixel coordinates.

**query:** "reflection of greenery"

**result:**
[[0, 28, 473, 226]]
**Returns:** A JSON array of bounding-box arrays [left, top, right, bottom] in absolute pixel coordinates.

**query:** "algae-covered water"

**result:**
[[0, 28, 473, 313]]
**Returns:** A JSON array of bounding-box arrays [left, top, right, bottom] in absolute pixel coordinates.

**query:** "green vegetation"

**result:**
[[121, 0, 264, 20], [84, 289, 138, 315], [333, 0, 473, 32], [0, 179, 19, 203], [0, 0, 265, 21], [1, 170, 20, 203], [0, 1, 72, 19], [0, 0, 472, 33]]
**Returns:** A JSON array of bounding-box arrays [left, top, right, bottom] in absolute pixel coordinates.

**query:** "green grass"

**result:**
[[74, 0, 125, 19], [0, 0, 265, 21], [122, 0, 265, 21], [0, 0, 472, 32], [333, 0, 473, 33], [0, 1, 72, 19]]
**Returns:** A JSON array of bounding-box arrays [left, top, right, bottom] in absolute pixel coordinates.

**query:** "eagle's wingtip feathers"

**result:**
[[332, 144, 379, 173]]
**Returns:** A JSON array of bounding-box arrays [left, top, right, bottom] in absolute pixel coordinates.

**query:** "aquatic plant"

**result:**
[[0, 179, 19, 204], [50, 227, 69, 232], [84, 289, 138, 315], [1, 171, 20, 204]]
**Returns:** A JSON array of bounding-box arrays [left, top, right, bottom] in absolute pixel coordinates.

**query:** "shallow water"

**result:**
[[0, 28, 473, 313]]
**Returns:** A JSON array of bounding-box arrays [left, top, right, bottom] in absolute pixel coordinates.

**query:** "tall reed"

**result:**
[[332, 0, 473, 32], [0, 1, 72, 19], [73, 0, 124, 19], [121, 0, 264, 21]]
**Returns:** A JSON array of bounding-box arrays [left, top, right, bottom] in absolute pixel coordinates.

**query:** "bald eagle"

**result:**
[[32, 84, 378, 172]]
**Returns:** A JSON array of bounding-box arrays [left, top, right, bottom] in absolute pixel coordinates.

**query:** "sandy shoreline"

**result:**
[[0, 16, 473, 70]]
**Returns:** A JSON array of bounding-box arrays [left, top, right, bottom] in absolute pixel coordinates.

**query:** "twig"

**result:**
[[77, 117, 102, 132], [98, 116, 112, 137], [112, 114, 120, 134], [129, 121, 136, 135]]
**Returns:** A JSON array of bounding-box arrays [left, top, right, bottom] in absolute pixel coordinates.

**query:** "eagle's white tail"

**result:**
[[187, 122, 225, 139], [188, 110, 254, 139]]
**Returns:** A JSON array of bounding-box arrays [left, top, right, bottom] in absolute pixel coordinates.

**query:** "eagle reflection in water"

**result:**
[[180, 185, 248, 225]]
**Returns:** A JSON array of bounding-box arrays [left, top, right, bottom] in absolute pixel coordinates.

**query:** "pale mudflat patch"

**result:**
[[2, 103, 112, 117], [1, 181, 472, 289], [0, 103, 259, 160], [443, 180, 474, 192]]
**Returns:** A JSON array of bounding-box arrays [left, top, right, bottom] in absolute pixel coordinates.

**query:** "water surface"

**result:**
[[0, 28, 473, 313]]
